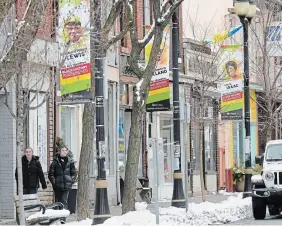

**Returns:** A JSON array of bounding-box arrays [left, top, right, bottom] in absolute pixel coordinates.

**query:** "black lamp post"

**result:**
[[92, 0, 111, 224], [234, 0, 257, 198], [171, 11, 186, 208]]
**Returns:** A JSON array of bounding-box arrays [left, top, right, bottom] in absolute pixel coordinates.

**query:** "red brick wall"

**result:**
[[16, 0, 27, 21], [36, 0, 53, 39], [15, 0, 54, 40], [119, 0, 144, 55], [135, 0, 144, 41]]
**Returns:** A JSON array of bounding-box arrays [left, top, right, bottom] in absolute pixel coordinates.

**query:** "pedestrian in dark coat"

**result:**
[[15, 148, 47, 194], [48, 146, 76, 210]]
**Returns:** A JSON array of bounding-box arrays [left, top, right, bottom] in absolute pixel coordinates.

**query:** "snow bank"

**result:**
[[103, 202, 155, 226], [218, 189, 240, 196], [66, 218, 92, 225], [26, 209, 70, 221], [160, 194, 252, 225], [66, 195, 252, 226]]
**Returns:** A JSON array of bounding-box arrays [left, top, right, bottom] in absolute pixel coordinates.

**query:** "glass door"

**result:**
[[159, 114, 174, 183]]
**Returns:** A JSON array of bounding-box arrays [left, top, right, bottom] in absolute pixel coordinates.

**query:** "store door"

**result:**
[[159, 113, 174, 200]]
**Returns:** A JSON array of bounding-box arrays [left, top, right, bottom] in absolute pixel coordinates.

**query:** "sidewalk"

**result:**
[[1, 193, 236, 225]]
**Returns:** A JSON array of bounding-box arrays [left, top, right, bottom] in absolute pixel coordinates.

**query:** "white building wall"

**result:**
[[0, 82, 16, 219]]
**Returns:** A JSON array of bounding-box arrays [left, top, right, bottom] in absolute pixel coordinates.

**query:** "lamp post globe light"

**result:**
[[234, 0, 250, 16], [234, 0, 257, 199], [246, 0, 257, 19]]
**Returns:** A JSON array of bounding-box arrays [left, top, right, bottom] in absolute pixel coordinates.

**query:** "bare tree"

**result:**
[[0, 1, 52, 224], [185, 15, 238, 201], [77, 0, 132, 220], [248, 1, 282, 143], [121, 0, 184, 214]]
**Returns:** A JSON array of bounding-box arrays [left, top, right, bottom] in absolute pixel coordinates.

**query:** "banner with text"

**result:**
[[58, 0, 91, 100], [146, 25, 170, 112], [220, 44, 244, 120]]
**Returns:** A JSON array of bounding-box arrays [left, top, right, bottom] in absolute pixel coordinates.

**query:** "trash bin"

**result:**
[[68, 183, 77, 214]]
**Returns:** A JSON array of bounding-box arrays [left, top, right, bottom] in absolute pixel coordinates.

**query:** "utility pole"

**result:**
[[92, 0, 111, 224], [171, 10, 185, 208]]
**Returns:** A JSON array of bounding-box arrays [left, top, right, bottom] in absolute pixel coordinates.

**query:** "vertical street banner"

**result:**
[[57, 0, 91, 102], [220, 44, 244, 120], [146, 25, 170, 112]]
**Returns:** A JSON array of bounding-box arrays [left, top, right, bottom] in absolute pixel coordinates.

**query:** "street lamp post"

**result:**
[[171, 11, 186, 208], [234, 0, 257, 198], [92, 0, 111, 224]]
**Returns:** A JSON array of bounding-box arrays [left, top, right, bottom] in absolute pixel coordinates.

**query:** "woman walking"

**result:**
[[48, 146, 76, 210], [15, 147, 47, 194]]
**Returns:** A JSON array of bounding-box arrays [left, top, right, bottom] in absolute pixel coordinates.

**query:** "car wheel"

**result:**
[[252, 197, 266, 220], [268, 205, 279, 216]]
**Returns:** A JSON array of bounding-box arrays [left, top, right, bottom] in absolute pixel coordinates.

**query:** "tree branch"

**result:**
[[105, 20, 133, 50], [102, 0, 126, 39], [127, 0, 138, 45], [3, 86, 17, 120], [0, 0, 48, 86], [159, 0, 184, 28], [28, 77, 46, 107], [28, 93, 49, 110], [161, 0, 171, 14], [153, 0, 161, 22], [138, 23, 156, 49], [28, 74, 55, 111], [0, 0, 11, 26], [127, 0, 144, 78]]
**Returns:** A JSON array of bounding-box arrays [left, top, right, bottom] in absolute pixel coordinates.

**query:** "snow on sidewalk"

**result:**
[[66, 193, 252, 226]]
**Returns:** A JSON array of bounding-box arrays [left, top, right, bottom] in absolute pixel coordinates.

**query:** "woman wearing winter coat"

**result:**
[[48, 146, 76, 210], [15, 148, 47, 194]]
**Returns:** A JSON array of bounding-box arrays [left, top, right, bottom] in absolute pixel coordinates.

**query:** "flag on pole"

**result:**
[[203, 25, 243, 45]]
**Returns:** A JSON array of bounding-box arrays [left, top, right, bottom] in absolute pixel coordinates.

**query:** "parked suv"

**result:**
[[251, 140, 282, 219]]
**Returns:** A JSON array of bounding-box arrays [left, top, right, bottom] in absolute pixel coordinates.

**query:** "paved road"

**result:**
[[227, 214, 282, 225]]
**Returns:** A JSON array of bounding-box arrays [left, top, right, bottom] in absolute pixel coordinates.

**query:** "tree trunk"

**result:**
[[77, 103, 94, 220], [76, 1, 96, 219], [266, 127, 272, 142], [122, 99, 143, 214], [199, 104, 206, 202], [16, 73, 25, 225], [275, 114, 278, 140]]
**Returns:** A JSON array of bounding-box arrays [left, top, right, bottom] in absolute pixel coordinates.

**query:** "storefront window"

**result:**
[[120, 84, 129, 105], [233, 121, 244, 166], [192, 98, 217, 173], [160, 115, 174, 183], [61, 107, 71, 149], [60, 106, 77, 160], [119, 110, 126, 171], [204, 123, 216, 172]]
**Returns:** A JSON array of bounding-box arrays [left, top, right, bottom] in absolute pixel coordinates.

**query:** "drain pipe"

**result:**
[[116, 83, 121, 204]]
